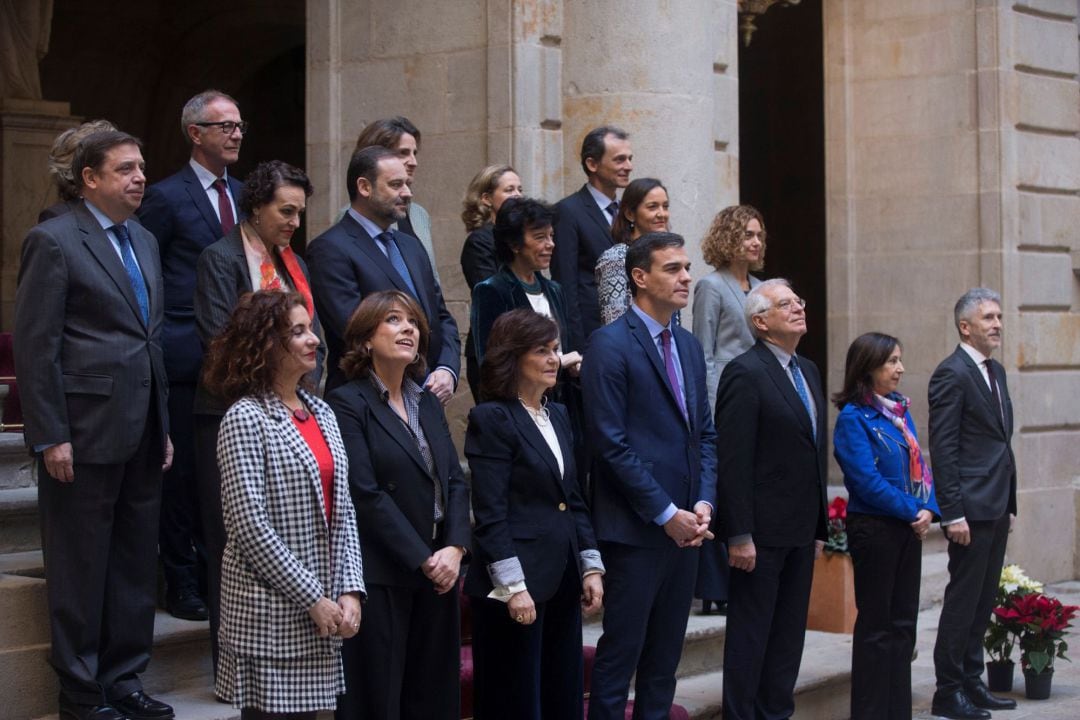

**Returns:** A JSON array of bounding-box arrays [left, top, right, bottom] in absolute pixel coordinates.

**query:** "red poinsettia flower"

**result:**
[[828, 496, 847, 521]]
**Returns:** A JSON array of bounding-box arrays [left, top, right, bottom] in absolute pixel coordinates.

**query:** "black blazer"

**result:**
[[464, 401, 598, 603], [137, 163, 244, 383], [470, 266, 576, 367], [192, 226, 323, 415], [460, 224, 498, 291], [552, 184, 616, 352], [927, 346, 1017, 523], [306, 213, 461, 392], [326, 376, 471, 588], [715, 341, 828, 546]]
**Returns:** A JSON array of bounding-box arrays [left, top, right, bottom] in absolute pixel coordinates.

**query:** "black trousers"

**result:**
[[472, 555, 584, 720], [158, 381, 205, 596], [39, 416, 163, 706], [723, 543, 815, 720], [933, 515, 1010, 693], [194, 412, 226, 670], [848, 513, 922, 720], [337, 581, 461, 720]]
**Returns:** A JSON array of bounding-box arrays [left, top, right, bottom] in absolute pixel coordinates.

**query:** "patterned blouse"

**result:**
[[595, 243, 630, 326]]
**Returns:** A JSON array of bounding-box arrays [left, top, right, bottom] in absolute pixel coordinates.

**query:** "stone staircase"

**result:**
[[1, 437, 953, 720]]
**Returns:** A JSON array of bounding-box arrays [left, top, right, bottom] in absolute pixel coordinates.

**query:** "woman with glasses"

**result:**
[[832, 332, 939, 720], [690, 204, 768, 615]]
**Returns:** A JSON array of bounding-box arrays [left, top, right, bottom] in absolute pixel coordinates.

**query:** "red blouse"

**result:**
[[291, 414, 334, 523]]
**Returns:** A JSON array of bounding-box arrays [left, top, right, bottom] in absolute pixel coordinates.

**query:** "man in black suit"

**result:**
[[136, 89, 245, 621], [930, 288, 1018, 720], [15, 130, 175, 720], [583, 232, 715, 719], [552, 125, 633, 351], [306, 146, 460, 398], [715, 278, 828, 720]]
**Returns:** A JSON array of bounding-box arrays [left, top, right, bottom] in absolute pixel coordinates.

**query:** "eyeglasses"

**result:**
[[775, 297, 806, 312], [194, 121, 249, 136]]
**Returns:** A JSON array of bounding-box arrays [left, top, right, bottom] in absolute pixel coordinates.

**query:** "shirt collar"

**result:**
[[189, 158, 229, 190], [586, 182, 617, 213], [762, 339, 794, 368], [959, 341, 990, 366], [630, 301, 671, 341], [347, 207, 391, 241], [83, 200, 120, 231], [368, 371, 425, 403]]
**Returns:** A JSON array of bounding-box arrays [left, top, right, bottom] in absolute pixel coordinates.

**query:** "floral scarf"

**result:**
[[869, 392, 933, 502]]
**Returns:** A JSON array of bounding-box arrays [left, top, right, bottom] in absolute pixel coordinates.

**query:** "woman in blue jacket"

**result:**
[[833, 332, 940, 720]]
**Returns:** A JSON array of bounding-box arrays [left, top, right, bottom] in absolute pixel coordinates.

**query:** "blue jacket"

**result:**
[[833, 400, 940, 521]]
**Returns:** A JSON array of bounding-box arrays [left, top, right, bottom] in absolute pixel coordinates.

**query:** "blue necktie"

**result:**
[[111, 224, 149, 326], [376, 231, 418, 298], [789, 356, 816, 438]]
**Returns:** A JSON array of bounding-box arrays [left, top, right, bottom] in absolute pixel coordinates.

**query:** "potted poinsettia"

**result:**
[[1010, 592, 1079, 699], [983, 564, 1043, 691], [807, 496, 855, 633], [823, 496, 848, 554]]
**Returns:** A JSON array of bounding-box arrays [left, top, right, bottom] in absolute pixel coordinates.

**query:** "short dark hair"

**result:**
[[492, 197, 558, 265], [625, 231, 685, 297], [181, 89, 239, 143], [580, 125, 628, 176], [238, 160, 314, 216], [340, 290, 429, 382], [832, 332, 903, 409], [479, 308, 559, 401], [354, 116, 421, 152], [611, 177, 666, 246], [346, 145, 397, 202], [72, 130, 143, 190]]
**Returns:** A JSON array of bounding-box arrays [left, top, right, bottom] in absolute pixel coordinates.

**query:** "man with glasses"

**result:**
[[714, 278, 828, 720], [137, 89, 246, 625]]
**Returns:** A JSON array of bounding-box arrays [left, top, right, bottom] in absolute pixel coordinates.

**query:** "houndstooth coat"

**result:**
[[216, 389, 365, 668]]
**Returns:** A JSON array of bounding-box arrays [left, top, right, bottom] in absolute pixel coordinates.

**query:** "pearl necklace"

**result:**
[[518, 396, 550, 426]]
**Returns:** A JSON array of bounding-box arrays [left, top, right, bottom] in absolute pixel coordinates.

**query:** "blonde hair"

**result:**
[[48, 119, 118, 202], [461, 164, 516, 231], [701, 204, 766, 270]]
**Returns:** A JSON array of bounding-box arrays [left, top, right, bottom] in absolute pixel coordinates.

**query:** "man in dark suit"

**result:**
[[136, 89, 245, 621], [715, 278, 828, 720], [552, 125, 633, 351], [15, 130, 174, 720], [929, 288, 1017, 720], [307, 146, 460, 398], [583, 232, 716, 720]]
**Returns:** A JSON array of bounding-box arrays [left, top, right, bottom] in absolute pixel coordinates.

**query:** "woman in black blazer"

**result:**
[[464, 308, 604, 720], [326, 290, 471, 720]]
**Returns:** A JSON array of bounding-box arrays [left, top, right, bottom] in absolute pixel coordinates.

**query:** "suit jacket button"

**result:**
[[387, 482, 397, 491], [558, 502, 567, 511], [142, 378, 150, 387]]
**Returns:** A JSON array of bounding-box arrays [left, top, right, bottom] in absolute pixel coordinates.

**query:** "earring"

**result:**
[[253, 214, 261, 226]]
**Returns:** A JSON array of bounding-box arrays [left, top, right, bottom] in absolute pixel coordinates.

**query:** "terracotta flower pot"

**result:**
[[985, 660, 1014, 692], [1024, 668, 1054, 700], [806, 551, 856, 633]]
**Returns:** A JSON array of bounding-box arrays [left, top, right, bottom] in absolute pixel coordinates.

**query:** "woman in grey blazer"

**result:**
[[690, 204, 767, 614], [204, 291, 364, 719]]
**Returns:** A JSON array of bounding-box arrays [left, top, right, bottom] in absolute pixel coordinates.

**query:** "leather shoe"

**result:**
[[966, 680, 1017, 710], [112, 691, 174, 720], [930, 689, 991, 719], [166, 589, 208, 621], [58, 700, 126, 720]]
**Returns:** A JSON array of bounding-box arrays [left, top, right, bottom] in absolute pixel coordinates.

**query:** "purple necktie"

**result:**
[[660, 329, 687, 419]]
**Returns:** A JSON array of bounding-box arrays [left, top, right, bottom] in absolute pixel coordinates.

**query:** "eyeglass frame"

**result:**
[[753, 296, 807, 315], [193, 120, 249, 136]]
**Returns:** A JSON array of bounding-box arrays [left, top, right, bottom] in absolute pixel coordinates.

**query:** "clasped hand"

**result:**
[[664, 503, 714, 548], [309, 593, 362, 638]]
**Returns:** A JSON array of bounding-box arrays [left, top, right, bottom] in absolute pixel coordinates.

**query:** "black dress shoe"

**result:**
[[59, 700, 126, 720], [166, 589, 208, 621], [112, 691, 174, 720], [930, 689, 991, 719], [966, 680, 1017, 710]]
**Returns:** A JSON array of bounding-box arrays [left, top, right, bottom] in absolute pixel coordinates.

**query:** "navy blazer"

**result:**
[[464, 400, 597, 603], [137, 163, 244, 382], [326, 376, 471, 589], [552, 184, 616, 352], [833, 400, 940, 521], [715, 341, 828, 546], [306, 213, 461, 392], [928, 346, 1017, 523], [582, 309, 718, 548]]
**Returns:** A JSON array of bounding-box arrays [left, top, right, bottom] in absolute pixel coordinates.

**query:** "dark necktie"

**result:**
[[789, 356, 816, 438], [660, 329, 687, 420], [213, 178, 236, 235], [111, 224, 149, 326], [606, 200, 619, 226], [984, 360, 1004, 423], [376, 231, 419, 298]]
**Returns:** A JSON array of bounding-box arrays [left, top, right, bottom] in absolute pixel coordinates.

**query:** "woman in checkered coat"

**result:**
[[203, 291, 365, 718]]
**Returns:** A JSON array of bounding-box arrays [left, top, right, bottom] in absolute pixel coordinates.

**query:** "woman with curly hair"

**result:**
[[459, 164, 523, 402], [203, 291, 364, 719], [326, 290, 470, 719], [193, 159, 321, 668], [691, 204, 767, 616]]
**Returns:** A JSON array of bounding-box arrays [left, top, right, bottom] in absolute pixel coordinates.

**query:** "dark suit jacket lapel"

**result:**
[[344, 215, 423, 304], [391, 229, 434, 317], [417, 394, 448, 500], [577, 184, 615, 242], [356, 378, 431, 478], [225, 230, 255, 292], [75, 205, 146, 329], [181, 163, 224, 240], [508, 400, 563, 485], [673, 329, 695, 430], [625, 311, 688, 427], [955, 347, 1006, 435], [754, 341, 814, 439]]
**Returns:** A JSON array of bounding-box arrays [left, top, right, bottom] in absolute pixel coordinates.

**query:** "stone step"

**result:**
[[0, 433, 33, 491], [584, 607, 728, 681], [0, 486, 40, 554]]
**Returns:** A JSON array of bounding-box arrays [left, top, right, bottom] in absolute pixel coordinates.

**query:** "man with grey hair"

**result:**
[[930, 288, 1017, 720], [136, 89, 246, 625], [715, 278, 828, 720]]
